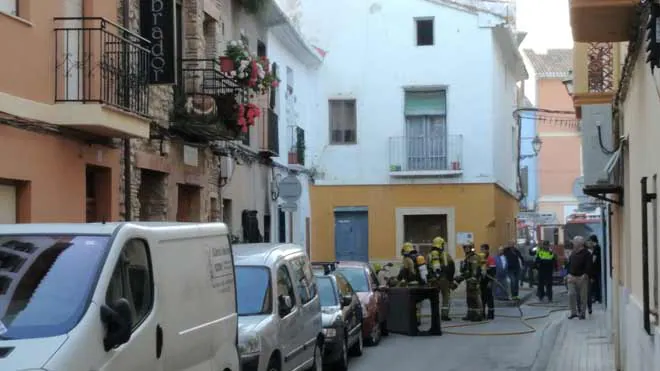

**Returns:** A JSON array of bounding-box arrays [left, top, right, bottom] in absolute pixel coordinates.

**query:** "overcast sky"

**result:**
[[516, 0, 573, 51]]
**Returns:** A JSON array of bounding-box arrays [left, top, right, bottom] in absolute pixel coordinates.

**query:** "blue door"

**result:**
[[334, 210, 369, 262]]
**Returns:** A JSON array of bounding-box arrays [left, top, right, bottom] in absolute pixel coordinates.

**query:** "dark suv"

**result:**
[[313, 264, 363, 371]]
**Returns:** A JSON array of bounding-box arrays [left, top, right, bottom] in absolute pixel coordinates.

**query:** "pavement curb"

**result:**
[[530, 312, 566, 371]]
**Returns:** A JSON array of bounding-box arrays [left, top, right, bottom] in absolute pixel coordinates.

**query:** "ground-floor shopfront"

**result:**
[[310, 183, 518, 262], [0, 123, 121, 223]]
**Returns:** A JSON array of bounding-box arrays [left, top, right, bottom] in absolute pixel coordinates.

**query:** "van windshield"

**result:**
[[236, 266, 272, 316], [0, 235, 110, 340]]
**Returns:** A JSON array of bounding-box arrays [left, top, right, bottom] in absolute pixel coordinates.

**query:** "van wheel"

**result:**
[[367, 322, 381, 346], [333, 338, 348, 371], [267, 356, 280, 371]]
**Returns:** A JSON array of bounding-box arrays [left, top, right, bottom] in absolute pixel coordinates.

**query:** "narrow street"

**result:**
[[348, 290, 569, 371]]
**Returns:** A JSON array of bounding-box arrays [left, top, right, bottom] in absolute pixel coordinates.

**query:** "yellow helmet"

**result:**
[[416, 255, 426, 265], [402, 242, 414, 253], [430, 250, 440, 259], [432, 236, 445, 248], [373, 263, 382, 272]]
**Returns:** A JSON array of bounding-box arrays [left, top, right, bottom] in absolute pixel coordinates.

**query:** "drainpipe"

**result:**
[[122, 0, 132, 221]]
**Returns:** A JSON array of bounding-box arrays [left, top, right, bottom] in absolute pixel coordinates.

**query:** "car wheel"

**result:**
[[367, 321, 381, 346], [349, 329, 364, 356], [267, 356, 280, 371], [333, 338, 348, 371], [381, 320, 389, 336], [311, 342, 324, 371]]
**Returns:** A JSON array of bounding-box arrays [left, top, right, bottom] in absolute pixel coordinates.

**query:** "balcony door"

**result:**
[[404, 90, 447, 171]]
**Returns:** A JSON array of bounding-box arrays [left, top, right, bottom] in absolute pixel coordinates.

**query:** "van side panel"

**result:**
[[154, 232, 237, 371]]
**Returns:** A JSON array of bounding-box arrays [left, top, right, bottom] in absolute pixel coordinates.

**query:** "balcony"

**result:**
[[388, 135, 463, 177], [54, 17, 152, 138], [571, 42, 622, 117], [288, 126, 305, 166], [169, 59, 243, 144], [259, 108, 279, 157], [570, 0, 637, 43]]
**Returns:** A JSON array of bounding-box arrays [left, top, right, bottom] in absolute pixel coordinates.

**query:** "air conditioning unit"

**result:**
[[220, 156, 234, 178]]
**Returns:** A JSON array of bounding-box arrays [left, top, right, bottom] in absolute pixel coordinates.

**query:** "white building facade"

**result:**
[[266, 13, 323, 253], [290, 0, 528, 262]]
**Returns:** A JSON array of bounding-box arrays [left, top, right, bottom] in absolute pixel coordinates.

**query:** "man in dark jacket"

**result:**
[[503, 243, 524, 299], [587, 235, 602, 304], [567, 236, 592, 319], [535, 241, 557, 302]]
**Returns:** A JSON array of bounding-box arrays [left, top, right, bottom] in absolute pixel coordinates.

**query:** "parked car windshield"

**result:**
[[336, 267, 369, 292], [0, 235, 111, 340], [236, 266, 272, 315], [317, 276, 338, 307]]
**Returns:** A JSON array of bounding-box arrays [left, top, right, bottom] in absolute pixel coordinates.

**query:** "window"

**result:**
[[368, 268, 379, 289], [270, 63, 278, 109], [415, 18, 434, 46], [404, 90, 447, 170], [0, 235, 111, 339], [257, 40, 266, 57], [329, 99, 357, 144], [235, 266, 272, 315], [289, 257, 316, 304], [336, 268, 369, 292], [335, 275, 354, 296], [286, 66, 294, 95], [317, 277, 338, 306], [276, 264, 296, 308], [105, 239, 154, 329], [0, 0, 18, 16]]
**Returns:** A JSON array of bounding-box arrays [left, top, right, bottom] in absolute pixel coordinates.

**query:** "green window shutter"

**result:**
[[404, 90, 446, 115]]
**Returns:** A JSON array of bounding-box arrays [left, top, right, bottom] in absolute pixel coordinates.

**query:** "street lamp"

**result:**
[[520, 135, 543, 160], [532, 135, 543, 155], [562, 70, 574, 96]]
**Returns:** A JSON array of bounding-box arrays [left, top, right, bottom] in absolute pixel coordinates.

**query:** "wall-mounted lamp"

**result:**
[[520, 135, 543, 160], [562, 70, 574, 96]]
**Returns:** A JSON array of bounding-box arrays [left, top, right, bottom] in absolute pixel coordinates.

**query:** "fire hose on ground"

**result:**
[[418, 273, 569, 336]]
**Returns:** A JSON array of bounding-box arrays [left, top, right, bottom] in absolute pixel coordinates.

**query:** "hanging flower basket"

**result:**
[[221, 40, 280, 95], [219, 56, 235, 73]]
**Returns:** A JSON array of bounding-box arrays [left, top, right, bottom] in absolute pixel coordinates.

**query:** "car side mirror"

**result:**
[[341, 295, 353, 307], [278, 295, 293, 316], [100, 298, 133, 352]]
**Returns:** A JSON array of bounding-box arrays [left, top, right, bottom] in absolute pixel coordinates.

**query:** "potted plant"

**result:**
[[222, 40, 280, 95]]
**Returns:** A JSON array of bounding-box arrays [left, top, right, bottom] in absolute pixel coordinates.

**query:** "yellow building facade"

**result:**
[[310, 183, 518, 262]]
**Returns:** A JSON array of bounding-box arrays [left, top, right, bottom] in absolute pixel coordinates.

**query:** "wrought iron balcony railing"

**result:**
[[388, 135, 463, 173], [288, 125, 305, 165], [54, 17, 151, 116], [170, 58, 242, 142]]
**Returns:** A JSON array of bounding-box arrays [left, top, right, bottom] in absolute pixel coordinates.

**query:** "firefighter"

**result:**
[[455, 244, 484, 322], [397, 242, 421, 285], [427, 237, 455, 321], [535, 241, 557, 302], [479, 244, 497, 320]]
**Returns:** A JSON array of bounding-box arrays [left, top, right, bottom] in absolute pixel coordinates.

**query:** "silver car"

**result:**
[[233, 243, 324, 371]]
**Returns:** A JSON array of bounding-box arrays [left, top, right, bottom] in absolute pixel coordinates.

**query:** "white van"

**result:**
[[0, 222, 239, 371]]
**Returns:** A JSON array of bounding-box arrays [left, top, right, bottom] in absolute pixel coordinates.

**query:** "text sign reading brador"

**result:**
[[140, 0, 176, 84]]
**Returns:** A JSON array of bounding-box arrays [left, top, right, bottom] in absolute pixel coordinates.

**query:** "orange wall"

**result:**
[[0, 0, 118, 104], [493, 185, 519, 246], [310, 183, 518, 261], [537, 79, 581, 198], [0, 124, 121, 222]]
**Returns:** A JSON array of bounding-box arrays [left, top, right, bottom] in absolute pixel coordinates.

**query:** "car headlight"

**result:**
[[238, 334, 261, 357], [323, 328, 336, 337]]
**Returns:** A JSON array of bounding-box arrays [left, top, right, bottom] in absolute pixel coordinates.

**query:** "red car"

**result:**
[[334, 261, 389, 345]]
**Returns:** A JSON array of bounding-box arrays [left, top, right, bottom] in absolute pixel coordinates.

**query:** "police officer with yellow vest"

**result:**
[[535, 241, 557, 302]]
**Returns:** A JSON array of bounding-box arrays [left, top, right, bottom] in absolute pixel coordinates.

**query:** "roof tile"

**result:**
[[523, 49, 572, 79]]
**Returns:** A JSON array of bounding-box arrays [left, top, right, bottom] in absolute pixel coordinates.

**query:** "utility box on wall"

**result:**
[[580, 104, 614, 186]]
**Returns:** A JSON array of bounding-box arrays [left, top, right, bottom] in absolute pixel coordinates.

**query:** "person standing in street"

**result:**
[[503, 242, 524, 300], [567, 236, 592, 320], [479, 244, 496, 319], [587, 235, 602, 304], [456, 244, 484, 322], [535, 241, 556, 302], [518, 241, 536, 288], [426, 237, 455, 321]]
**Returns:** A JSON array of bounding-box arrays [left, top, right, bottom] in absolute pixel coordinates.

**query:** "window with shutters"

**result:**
[[329, 99, 357, 145]]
